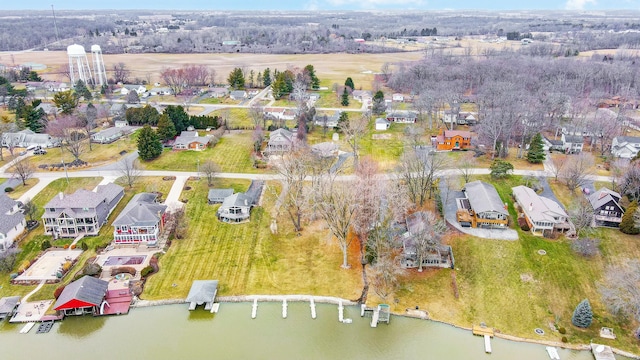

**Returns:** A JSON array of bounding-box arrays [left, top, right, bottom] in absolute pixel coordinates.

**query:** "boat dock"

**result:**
[[36, 321, 55, 334], [546, 346, 560, 359], [472, 324, 494, 354], [282, 299, 287, 318], [310, 297, 316, 319], [338, 301, 344, 322], [19, 322, 35, 334], [591, 343, 616, 360], [251, 299, 258, 319], [484, 335, 492, 353], [371, 308, 379, 328]]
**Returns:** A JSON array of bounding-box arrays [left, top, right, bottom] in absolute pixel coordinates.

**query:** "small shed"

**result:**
[[0, 296, 20, 320], [375, 118, 390, 131], [208, 189, 235, 204], [186, 280, 219, 311]]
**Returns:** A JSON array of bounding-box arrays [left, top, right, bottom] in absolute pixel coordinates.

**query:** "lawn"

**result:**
[[447, 146, 545, 171], [314, 90, 363, 110], [143, 179, 362, 300], [141, 131, 261, 173], [210, 108, 253, 129], [5, 178, 39, 200], [359, 121, 414, 171]]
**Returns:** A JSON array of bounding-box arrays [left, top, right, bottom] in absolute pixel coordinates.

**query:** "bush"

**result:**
[[53, 286, 65, 299], [41, 240, 52, 251], [141, 265, 155, 278], [572, 299, 593, 328], [517, 217, 530, 231], [82, 263, 102, 277], [63, 244, 69, 249], [80, 242, 89, 251], [558, 327, 566, 334], [70, 244, 76, 250], [571, 238, 600, 257], [110, 266, 137, 276], [4, 187, 13, 193], [561, 336, 568, 343]]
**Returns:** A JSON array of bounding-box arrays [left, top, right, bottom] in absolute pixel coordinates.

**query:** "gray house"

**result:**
[[611, 136, 640, 159], [314, 111, 341, 128], [217, 193, 252, 223], [42, 184, 124, 238], [588, 188, 625, 228], [512, 185, 570, 236], [112, 193, 167, 246], [208, 189, 235, 204], [172, 130, 212, 151], [230, 90, 247, 100], [1, 129, 60, 149], [561, 134, 584, 154], [265, 128, 295, 155], [456, 180, 509, 229], [91, 126, 134, 144], [0, 194, 26, 252], [400, 211, 454, 269]]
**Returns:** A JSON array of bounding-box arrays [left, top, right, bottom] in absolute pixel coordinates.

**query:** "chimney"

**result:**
[[58, 192, 64, 200]]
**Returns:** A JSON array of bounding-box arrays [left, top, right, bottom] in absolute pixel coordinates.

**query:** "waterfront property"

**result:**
[[54, 276, 109, 316], [186, 280, 219, 311], [0, 296, 20, 320], [112, 193, 167, 246], [512, 185, 570, 236], [588, 188, 625, 228], [400, 211, 454, 269], [42, 184, 124, 238], [207, 188, 235, 204], [434, 128, 473, 151], [456, 180, 509, 229], [0, 193, 26, 252], [215, 180, 264, 223]]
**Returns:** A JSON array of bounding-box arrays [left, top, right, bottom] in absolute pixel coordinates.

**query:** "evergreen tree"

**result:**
[[341, 87, 350, 106], [156, 114, 177, 142], [571, 299, 593, 328], [227, 68, 245, 89], [345, 77, 355, 90], [74, 80, 92, 100], [490, 159, 514, 179], [304, 64, 320, 90], [372, 90, 386, 115], [137, 125, 163, 161], [164, 105, 189, 133], [263, 68, 272, 87], [526, 133, 546, 163], [336, 112, 348, 133], [620, 200, 640, 235], [53, 90, 78, 115]]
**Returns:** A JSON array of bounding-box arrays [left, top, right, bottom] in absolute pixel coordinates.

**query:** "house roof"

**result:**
[[387, 110, 417, 118], [443, 130, 471, 139], [375, 118, 390, 125], [186, 280, 219, 304], [463, 180, 508, 215], [54, 276, 109, 310], [174, 135, 211, 147], [207, 188, 234, 201], [43, 183, 124, 212], [0, 194, 25, 235], [112, 193, 166, 227], [244, 180, 264, 205], [311, 142, 338, 157], [91, 126, 126, 140], [588, 188, 623, 210], [230, 90, 246, 98], [512, 186, 567, 224], [0, 296, 20, 315], [220, 193, 252, 209], [614, 136, 640, 145], [563, 135, 583, 144], [179, 131, 198, 137], [268, 128, 294, 146]]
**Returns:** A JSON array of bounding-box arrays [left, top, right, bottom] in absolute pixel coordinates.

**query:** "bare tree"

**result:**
[[599, 259, 640, 322], [457, 151, 477, 183], [10, 157, 35, 186], [249, 101, 264, 129], [368, 246, 402, 301], [339, 114, 369, 168], [559, 152, 595, 190], [397, 148, 446, 206], [47, 116, 86, 161], [22, 198, 37, 223], [275, 149, 311, 232], [410, 211, 447, 272], [112, 62, 130, 84], [117, 157, 141, 188], [619, 162, 640, 202], [200, 160, 219, 187], [0, 248, 21, 272], [550, 154, 568, 181], [126, 91, 140, 104], [568, 198, 594, 237]]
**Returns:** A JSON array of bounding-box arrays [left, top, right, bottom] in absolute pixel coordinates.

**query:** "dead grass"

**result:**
[[5, 178, 39, 200]]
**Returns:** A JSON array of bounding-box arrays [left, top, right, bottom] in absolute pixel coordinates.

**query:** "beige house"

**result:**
[[512, 185, 570, 236]]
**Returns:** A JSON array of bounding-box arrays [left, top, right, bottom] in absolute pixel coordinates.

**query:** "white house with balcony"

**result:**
[[512, 185, 570, 236], [112, 193, 167, 246]]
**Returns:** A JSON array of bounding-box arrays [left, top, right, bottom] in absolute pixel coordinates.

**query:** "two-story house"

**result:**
[[512, 185, 570, 236], [42, 184, 124, 238], [112, 193, 167, 246], [0, 194, 26, 252], [588, 188, 625, 228], [561, 134, 584, 154], [265, 128, 296, 155], [456, 180, 509, 229], [434, 129, 473, 151], [611, 136, 640, 159]]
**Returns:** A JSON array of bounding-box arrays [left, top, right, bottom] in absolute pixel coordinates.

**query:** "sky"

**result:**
[[3, 0, 640, 11]]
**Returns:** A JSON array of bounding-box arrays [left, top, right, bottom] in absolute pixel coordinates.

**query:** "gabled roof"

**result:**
[[43, 184, 124, 211], [0, 296, 20, 315], [588, 188, 623, 211], [112, 193, 166, 227], [220, 193, 252, 209], [614, 136, 640, 145], [512, 185, 567, 224], [562, 134, 583, 144], [463, 180, 508, 215], [54, 276, 108, 310], [207, 188, 234, 201], [0, 194, 25, 235], [443, 130, 472, 139], [185, 280, 219, 304], [375, 117, 390, 125], [174, 135, 211, 146]]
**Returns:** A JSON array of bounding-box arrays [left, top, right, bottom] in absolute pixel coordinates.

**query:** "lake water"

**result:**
[[0, 302, 618, 359]]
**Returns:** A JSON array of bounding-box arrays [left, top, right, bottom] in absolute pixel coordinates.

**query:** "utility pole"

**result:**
[[51, 4, 60, 43]]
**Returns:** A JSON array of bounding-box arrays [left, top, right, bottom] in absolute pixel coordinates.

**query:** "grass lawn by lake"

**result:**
[[141, 131, 261, 173], [143, 179, 362, 300]]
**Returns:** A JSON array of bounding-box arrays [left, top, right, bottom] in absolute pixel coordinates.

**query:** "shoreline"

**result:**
[[132, 294, 640, 359]]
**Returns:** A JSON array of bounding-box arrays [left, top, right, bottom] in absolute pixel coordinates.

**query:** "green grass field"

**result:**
[[143, 179, 362, 300]]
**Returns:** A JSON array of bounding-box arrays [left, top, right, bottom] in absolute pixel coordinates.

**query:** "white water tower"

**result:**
[[67, 44, 92, 85], [91, 45, 107, 86]]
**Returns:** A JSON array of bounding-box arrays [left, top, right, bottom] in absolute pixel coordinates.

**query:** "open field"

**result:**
[[143, 178, 363, 300], [5, 51, 424, 91], [141, 131, 262, 173]]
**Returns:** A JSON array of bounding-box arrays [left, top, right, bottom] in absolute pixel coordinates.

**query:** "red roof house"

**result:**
[[54, 276, 108, 316]]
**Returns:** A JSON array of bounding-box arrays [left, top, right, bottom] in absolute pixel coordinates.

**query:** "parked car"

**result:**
[[34, 149, 47, 155]]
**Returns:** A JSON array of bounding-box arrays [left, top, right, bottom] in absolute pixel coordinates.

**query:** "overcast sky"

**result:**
[[4, 0, 640, 11]]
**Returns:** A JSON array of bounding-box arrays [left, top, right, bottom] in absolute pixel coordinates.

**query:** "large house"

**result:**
[[512, 185, 570, 236], [91, 126, 134, 144], [0, 194, 26, 252], [561, 134, 584, 154], [112, 193, 167, 246], [400, 211, 454, 270], [172, 130, 212, 151], [314, 111, 341, 128], [441, 111, 478, 126], [456, 180, 509, 229], [119, 85, 147, 96], [1, 130, 60, 149], [42, 184, 124, 238], [265, 128, 296, 155], [434, 129, 473, 151], [588, 188, 625, 228], [54, 276, 109, 316], [611, 136, 640, 159], [208, 189, 235, 204], [217, 193, 253, 223], [386, 110, 417, 123]]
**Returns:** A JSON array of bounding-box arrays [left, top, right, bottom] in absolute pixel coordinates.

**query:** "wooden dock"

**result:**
[[472, 324, 495, 337], [251, 299, 258, 319], [19, 322, 35, 334], [546, 346, 560, 360], [282, 299, 287, 318], [591, 343, 616, 360], [338, 301, 344, 322], [484, 335, 492, 353], [310, 297, 316, 319]]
